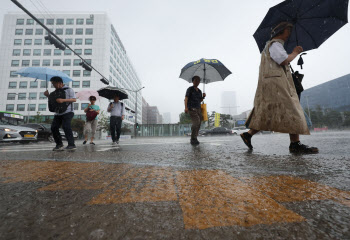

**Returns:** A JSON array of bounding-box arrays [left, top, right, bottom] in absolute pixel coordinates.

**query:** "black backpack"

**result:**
[[48, 87, 72, 113]]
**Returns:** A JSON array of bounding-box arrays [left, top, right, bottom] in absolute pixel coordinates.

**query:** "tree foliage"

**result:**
[[179, 112, 192, 124]]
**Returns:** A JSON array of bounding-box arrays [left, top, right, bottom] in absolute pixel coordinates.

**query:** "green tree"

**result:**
[[179, 112, 192, 124], [220, 114, 232, 129], [33, 111, 42, 123], [98, 111, 110, 134], [71, 118, 85, 138], [343, 111, 350, 127]]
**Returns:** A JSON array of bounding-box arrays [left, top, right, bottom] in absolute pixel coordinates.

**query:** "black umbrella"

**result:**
[[254, 0, 349, 54], [97, 86, 128, 100]]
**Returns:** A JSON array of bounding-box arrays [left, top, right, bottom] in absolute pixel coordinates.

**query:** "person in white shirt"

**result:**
[[241, 22, 318, 154], [107, 95, 125, 145]]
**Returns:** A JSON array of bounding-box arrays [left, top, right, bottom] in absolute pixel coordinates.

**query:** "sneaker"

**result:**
[[289, 142, 319, 154], [112, 141, 117, 145], [190, 139, 199, 145], [240, 132, 253, 149], [53, 145, 64, 151], [83, 141, 87, 145], [65, 145, 77, 150], [90, 142, 95, 145], [116, 140, 120, 144]]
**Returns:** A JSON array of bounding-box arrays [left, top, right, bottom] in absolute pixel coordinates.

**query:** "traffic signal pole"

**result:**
[[11, 0, 109, 84]]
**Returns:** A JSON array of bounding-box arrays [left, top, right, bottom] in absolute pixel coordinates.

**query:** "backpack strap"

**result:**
[[121, 102, 124, 116]]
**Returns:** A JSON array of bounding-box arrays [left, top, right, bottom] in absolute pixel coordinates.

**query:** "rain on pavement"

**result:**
[[1, 131, 350, 239]]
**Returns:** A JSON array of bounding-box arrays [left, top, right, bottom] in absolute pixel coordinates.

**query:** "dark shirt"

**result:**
[[186, 86, 203, 109]]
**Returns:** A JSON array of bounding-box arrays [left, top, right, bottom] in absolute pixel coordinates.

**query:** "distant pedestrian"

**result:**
[[241, 22, 318, 154], [107, 95, 125, 145], [83, 96, 100, 145], [185, 76, 206, 145], [44, 76, 77, 151]]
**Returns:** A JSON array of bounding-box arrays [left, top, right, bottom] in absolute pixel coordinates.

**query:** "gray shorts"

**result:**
[[84, 119, 97, 137]]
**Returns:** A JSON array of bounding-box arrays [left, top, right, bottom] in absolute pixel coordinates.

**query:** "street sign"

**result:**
[[237, 120, 245, 125]]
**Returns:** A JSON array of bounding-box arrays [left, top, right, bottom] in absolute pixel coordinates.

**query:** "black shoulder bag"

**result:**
[[290, 65, 304, 100]]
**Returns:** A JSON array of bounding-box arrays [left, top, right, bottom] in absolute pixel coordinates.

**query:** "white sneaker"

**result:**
[[112, 141, 117, 145], [116, 140, 120, 144]]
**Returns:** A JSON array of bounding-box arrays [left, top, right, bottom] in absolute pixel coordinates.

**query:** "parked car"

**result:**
[[231, 127, 249, 135], [21, 123, 53, 142], [59, 129, 79, 139], [0, 120, 38, 143], [202, 127, 232, 136], [185, 129, 209, 137]]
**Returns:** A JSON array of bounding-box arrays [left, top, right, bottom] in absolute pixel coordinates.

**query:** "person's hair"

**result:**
[[271, 22, 293, 39], [89, 96, 96, 101], [50, 76, 63, 83], [192, 76, 200, 82]]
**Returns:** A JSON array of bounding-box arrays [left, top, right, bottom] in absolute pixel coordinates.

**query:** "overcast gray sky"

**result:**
[[1, 0, 350, 122]]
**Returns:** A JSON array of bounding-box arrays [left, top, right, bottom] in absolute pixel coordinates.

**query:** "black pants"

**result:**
[[110, 116, 122, 142], [51, 112, 75, 146]]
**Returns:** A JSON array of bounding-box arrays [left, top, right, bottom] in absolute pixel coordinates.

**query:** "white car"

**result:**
[[0, 123, 38, 143], [231, 127, 249, 136]]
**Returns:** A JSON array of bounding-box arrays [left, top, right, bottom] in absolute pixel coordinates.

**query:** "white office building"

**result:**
[[0, 12, 142, 125], [162, 112, 171, 124], [221, 91, 237, 115]]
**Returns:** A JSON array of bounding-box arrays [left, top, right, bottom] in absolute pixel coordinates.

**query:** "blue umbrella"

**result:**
[[15, 67, 73, 88], [254, 0, 349, 54], [179, 58, 232, 91]]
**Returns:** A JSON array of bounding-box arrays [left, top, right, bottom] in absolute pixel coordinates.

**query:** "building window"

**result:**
[[16, 19, 24, 25], [11, 60, 20, 67], [54, 49, 62, 56], [29, 93, 37, 100], [81, 103, 89, 110], [7, 93, 16, 100], [19, 82, 28, 89], [44, 39, 50, 45], [63, 59, 71, 66], [14, 39, 22, 45], [34, 39, 42, 45], [62, 70, 70, 76], [76, 28, 83, 35], [66, 28, 73, 35], [9, 82, 17, 89], [47, 19, 54, 25], [72, 81, 80, 88], [53, 59, 61, 66], [13, 49, 21, 56], [17, 104, 25, 111], [30, 81, 38, 88], [85, 38, 93, 45], [37, 18, 44, 24], [18, 93, 26, 100], [65, 38, 73, 45], [42, 60, 50, 66], [40, 81, 47, 88], [86, 28, 93, 35], [75, 49, 82, 55], [66, 18, 74, 25], [43, 49, 51, 56], [73, 103, 79, 110], [82, 81, 90, 88], [85, 59, 92, 65], [33, 49, 41, 56], [76, 19, 84, 25], [25, 29, 33, 35], [55, 28, 63, 35], [35, 29, 43, 35], [86, 18, 94, 25], [73, 70, 80, 77], [73, 59, 80, 66], [22, 60, 30, 67], [75, 38, 83, 45], [64, 49, 72, 55], [38, 104, 46, 111], [56, 18, 64, 25], [84, 49, 92, 55], [6, 104, 15, 111], [32, 60, 40, 66], [24, 39, 32, 45], [23, 49, 31, 56], [28, 104, 36, 111], [83, 70, 91, 77], [26, 19, 34, 25], [39, 92, 46, 99], [10, 71, 18, 78], [15, 29, 23, 35]]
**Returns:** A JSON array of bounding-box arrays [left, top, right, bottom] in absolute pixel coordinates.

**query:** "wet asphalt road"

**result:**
[[0, 131, 350, 239]]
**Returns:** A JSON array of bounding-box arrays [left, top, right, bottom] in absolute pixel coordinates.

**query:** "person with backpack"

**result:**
[[83, 96, 100, 145], [107, 95, 125, 145], [44, 76, 77, 151], [184, 76, 206, 145]]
